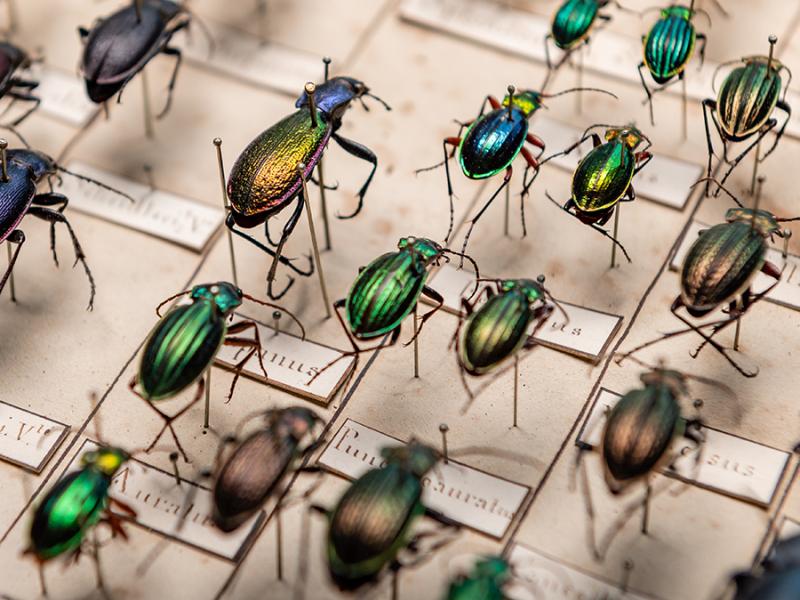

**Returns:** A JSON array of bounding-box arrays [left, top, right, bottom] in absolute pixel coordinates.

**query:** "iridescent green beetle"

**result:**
[[129, 281, 303, 461], [702, 36, 792, 196], [313, 442, 454, 591], [225, 71, 390, 299], [445, 556, 512, 600], [25, 446, 135, 596], [637, 2, 708, 124], [620, 179, 800, 377], [546, 124, 652, 262]]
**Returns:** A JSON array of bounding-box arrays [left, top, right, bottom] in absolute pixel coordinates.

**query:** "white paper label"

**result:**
[[59, 162, 224, 252], [318, 419, 529, 539], [0, 402, 69, 473], [214, 314, 355, 405], [779, 517, 800, 540], [426, 264, 623, 362], [507, 543, 653, 600], [671, 220, 800, 312], [181, 20, 322, 96], [67, 441, 262, 561], [579, 389, 790, 506], [33, 65, 98, 128]]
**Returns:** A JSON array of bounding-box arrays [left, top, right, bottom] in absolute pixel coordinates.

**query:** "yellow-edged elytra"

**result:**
[[225, 72, 390, 299]]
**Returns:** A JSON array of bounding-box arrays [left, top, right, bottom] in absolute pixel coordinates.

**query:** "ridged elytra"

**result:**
[[446, 556, 511, 600], [637, 3, 708, 124], [0, 42, 40, 127], [732, 534, 800, 599], [546, 124, 652, 263], [129, 282, 304, 462], [224, 73, 390, 299]]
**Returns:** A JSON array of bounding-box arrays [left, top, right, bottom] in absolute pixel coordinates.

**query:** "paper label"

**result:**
[[507, 543, 653, 599], [0, 402, 69, 473], [181, 20, 322, 96], [33, 65, 98, 128], [59, 162, 224, 252], [671, 220, 800, 312], [67, 441, 263, 561], [779, 517, 800, 540], [578, 389, 790, 506], [318, 419, 530, 539], [426, 265, 623, 362], [214, 314, 355, 405]]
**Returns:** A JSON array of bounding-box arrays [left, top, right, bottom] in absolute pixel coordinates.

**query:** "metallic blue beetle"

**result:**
[[732, 534, 800, 599]]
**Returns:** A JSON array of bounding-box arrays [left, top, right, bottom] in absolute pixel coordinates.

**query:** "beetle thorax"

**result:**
[[190, 282, 243, 315], [662, 6, 692, 20], [725, 208, 780, 238]]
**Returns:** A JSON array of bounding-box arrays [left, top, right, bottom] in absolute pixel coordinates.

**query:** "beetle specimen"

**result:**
[[702, 36, 791, 196], [730, 534, 800, 599], [0, 146, 134, 309], [619, 179, 799, 377], [128, 281, 304, 461], [637, 2, 708, 124], [79, 0, 190, 116], [545, 124, 652, 263], [25, 445, 136, 596], [445, 556, 513, 600], [0, 42, 41, 130], [575, 364, 705, 558], [454, 275, 565, 409], [311, 441, 456, 592], [226, 75, 390, 299], [416, 85, 616, 254]]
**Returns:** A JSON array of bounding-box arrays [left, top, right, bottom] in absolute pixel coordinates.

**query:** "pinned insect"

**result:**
[[416, 85, 616, 254], [445, 556, 513, 600], [637, 2, 708, 124], [545, 124, 652, 264], [0, 42, 41, 132], [619, 179, 799, 377], [702, 35, 791, 196], [575, 362, 709, 558], [25, 445, 136, 596], [79, 0, 191, 115], [128, 281, 305, 461], [225, 73, 390, 299], [730, 533, 800, 599], [310, 441, 457, 592], [0, 143, 134, 309]]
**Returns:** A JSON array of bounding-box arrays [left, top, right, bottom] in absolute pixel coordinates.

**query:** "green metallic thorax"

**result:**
[[447, 557, 510, 600], [551, 0, 599, 50], [572, 138, 634, 212], [644, 6, 696, 83], [717, 59, 782, 140]]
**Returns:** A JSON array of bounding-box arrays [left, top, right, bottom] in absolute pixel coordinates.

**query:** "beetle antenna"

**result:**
[[693, 8, 712, 27], [364, 92, 392, 111], [155, 289, 190, 317], [241, 294, 307, 340], [710, 59, 741, 93], [614, 353, 736, 398], [545, 290, 570, 325], [0, 124, 30, 148], [442, 250, 481, 298], [690, 177, 743, 207], [542, 87, 618, 101], [322, 57, 331, 82], [56, 165, 136, 203]]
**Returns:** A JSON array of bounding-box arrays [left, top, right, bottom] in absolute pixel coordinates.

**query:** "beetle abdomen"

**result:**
[[602, 387, 679, 488], [681, 222, 765, 313], [30, 470, 108, 560], [459, 110, 527, 179], [718, 64, 781, 140], [227, 110, 330, 217], [551, 0, 598, 50], [328, 466, 423, 585], [644, 16, 695, 83], [459, 292, 530, 375], [572, 141, 633, 212], [346, 252, 426, 338], [213, 430, 295, 532], [138, 302, 226, 401]]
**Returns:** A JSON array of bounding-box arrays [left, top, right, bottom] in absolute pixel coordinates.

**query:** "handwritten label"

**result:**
[[530, 117, 702, 211], [214, 314, 355, 405], [318, 419, 529, 539], [181, 19, 322, 96], [32, 65, 98, 128], [507, 543, 653, 599], [578, 389, 791, 506], [671, 220, 800, 312], [426, 264, 623, 362], [59, 162, 224, 252], [67, 441, 263, 561], [0, 402, 69, 473]]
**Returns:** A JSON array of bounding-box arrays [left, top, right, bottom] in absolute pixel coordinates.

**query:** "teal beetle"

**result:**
[[546, 124, 652, 263], [25, 446, 135, 596], [731, 534, 800, 599], [702, 36, 791, 196], [129, 281, 303, 461], [417, 85, 616, 254], [445, 556, 511, 600], [637, 2, 708, 124], [226, 69, 390, 299]]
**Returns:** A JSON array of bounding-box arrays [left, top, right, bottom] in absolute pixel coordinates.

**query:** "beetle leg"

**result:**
[[331, 132, 377, 219], [523, 303, 555, 349], [696, 33, 707, 70], [759, 99, 791, 163], [28, 202, 95, 310], [403, 286, 444, 347], [716, 118, 777, 195], [0, 229, 25, 302], [526, 132, 546, 157], [460, 166, 512, 258], [78, 25, 89, 39], [5, 89, 40, 126], [541, 131, 596, 165], [222, 320, 268, 402], [156, 46, 182, 119], [701, 99, 722, 195], [637, 62, 655, 126], [143, 379, 204, 463], [633, 151, 652, 175]]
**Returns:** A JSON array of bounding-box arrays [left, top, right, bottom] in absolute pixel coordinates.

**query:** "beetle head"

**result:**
[[605, 125, 648, 150], [743, 55, 785, 76], [502, 90, 542, 118], [190, 282, 243, 314], [274, 407, 321, 441], [81, 446, 129, 476], [661, 5, 693, 20], [725, 208, 780, 238], [398, 236, 443, 261], [381, 441, 438, 477], [640, 367, 689, 398], [471, 556, 510, 582]]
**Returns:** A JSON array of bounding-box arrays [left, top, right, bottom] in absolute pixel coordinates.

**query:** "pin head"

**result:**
[[439, 423, 449, 434], [501, 89, 543, 118], [213, 137, 222, 147]]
